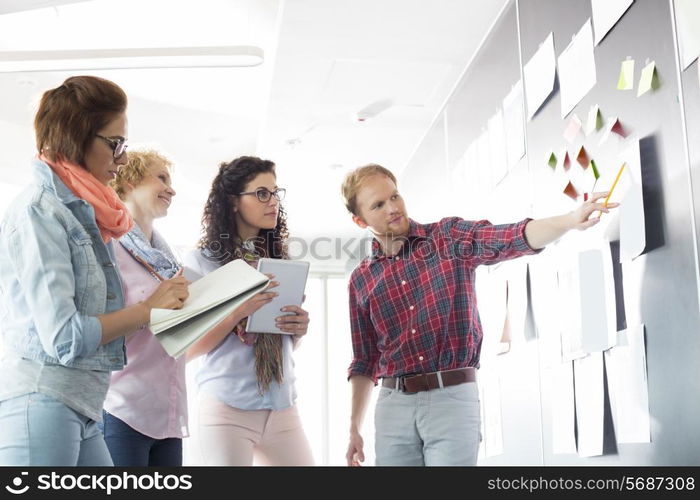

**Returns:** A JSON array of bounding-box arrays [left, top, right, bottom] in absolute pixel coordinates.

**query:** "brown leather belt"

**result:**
[[382, 367, 476, 393]]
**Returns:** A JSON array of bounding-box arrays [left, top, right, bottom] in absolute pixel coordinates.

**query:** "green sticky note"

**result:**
[[590, 159, 600, 180], [617, 59, 634, 90], [638, 60, 659, 96], [585, 104, 603, 134], [548, 152, 557, 169], [595, 109, 603, 131]]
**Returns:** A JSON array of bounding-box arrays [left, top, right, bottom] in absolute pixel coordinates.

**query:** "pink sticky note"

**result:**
[[599, 117, 628, 145], [610, 118, 627, 138], [563, 115, 583, 143], [563, 151, 572, 171]]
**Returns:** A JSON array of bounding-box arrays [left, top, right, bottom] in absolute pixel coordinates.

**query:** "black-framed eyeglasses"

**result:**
[[95, 134, 128, 159], [237, 187, 286, 202]]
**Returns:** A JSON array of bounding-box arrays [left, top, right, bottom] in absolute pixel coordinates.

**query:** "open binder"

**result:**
[[150, 259, 269, 358]]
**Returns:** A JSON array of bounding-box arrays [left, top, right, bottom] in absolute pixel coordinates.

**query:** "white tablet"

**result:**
[[245, 258, 310, 334]]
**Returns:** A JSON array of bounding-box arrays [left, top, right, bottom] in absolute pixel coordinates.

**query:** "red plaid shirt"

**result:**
[[347, 217, 539, 382]]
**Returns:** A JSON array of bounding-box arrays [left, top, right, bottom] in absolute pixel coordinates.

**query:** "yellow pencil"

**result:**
[[597, 162, 626, 217]]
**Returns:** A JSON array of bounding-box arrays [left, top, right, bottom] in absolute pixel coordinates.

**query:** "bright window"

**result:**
[[295, 275, 377, 466]]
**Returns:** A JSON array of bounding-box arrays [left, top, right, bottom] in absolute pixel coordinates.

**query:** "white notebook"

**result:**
[[151, 259, 269, 358]]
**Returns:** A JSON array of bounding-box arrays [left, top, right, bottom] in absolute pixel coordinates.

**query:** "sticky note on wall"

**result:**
[[563, 151, 572, 171], [638, 61, 659, 96], [617, 58, 634, 90], [564, 182, 579, 200], [599, 117, 628, 145], [585, 104, 603, 135], [577, 146, 589, 168], [564, 115, 583, 143]]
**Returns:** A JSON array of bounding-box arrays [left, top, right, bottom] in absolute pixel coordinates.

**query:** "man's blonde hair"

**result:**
[[110, 149, 172, 199], [341, 163, 397, 215]]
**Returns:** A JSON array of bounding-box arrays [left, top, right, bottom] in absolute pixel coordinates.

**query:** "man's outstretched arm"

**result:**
[[524, 192, 619, 249]]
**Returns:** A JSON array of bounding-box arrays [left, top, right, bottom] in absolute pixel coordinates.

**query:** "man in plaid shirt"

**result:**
[[341, 164, 616, 466]]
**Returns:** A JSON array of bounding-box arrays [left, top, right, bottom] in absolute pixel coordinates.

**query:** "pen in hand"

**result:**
[[597, 162, 626, 218]]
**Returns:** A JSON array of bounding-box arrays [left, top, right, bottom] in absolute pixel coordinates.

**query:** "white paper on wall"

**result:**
[[591, 0, 634, 45], [550, 361, 577, 454], [475, 266, 508, 361], [503, 80, 526, 170], [558, 19, 597, 118], [604, 324, 651, 443], [574, 352, 605, 457], [578, 245, 617, 353], [618, 139, 646, 261], [675, 0, 700, 69], [482, 368, 504, 457], [504, 260, 528, 343], [524, 33, 556, 121], [557, 252, 586, 361], [528, 256, 563, 366], [488, 109, 508, 187]]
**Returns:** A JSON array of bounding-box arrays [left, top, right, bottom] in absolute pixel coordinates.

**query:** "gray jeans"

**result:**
[[374, 381, 481, 466]]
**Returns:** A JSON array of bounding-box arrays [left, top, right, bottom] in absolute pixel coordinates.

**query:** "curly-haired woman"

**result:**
[[184, 156, 313, 466]]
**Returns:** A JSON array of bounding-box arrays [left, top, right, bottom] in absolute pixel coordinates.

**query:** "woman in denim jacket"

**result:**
[[0, 76, 189, 466]]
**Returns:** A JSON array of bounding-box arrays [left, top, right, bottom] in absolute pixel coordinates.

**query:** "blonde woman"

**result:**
[[101, 150, 186, 466]]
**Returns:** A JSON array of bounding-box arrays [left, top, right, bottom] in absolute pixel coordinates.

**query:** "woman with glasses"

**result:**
[[184, 156, 314, 466], [0, 76, 189, 466]]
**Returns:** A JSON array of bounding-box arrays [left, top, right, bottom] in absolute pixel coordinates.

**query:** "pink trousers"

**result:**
[[198, 393, 314, 466]]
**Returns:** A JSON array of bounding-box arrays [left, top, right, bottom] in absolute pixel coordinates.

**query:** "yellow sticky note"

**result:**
[[638, 60, 659, 96], [617, 59, 634, 90]]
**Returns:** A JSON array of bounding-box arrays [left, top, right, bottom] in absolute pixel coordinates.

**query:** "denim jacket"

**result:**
[[0, 159, 125, 371]]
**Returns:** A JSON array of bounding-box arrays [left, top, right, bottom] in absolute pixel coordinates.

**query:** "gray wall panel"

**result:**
[[401, 0, 700, 464], [520, 0, 700, 465]]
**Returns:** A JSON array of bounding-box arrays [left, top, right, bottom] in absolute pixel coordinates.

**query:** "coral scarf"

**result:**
[[41, 155, 133, 242]]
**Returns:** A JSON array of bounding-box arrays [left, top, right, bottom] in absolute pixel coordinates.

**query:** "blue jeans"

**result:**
[[100, 411, 182, 466], [0, 392, 113, 466], [374, 382, 481, 466]]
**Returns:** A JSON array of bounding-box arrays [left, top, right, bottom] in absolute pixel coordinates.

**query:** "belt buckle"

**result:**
[[402, 373, 430, 393], [397, 377, 407, 392], [397, 376, 416, 394]]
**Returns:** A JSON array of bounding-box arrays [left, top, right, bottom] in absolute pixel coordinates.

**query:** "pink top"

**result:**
[[103, 242, 188, 439]]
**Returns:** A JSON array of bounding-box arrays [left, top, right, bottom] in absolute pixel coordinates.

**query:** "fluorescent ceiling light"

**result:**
[[0, 46, 264, 72]]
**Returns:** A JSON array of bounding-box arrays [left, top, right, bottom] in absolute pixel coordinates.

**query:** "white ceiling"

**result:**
[[0, 0, 509, 252], [0, 0, 91, 14]]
